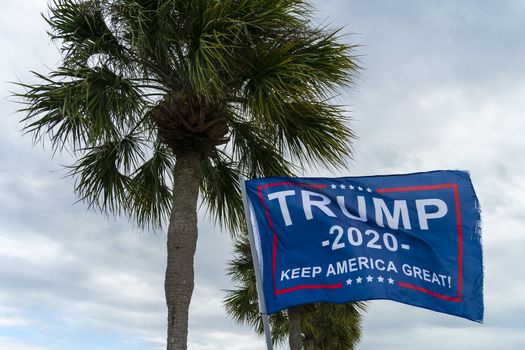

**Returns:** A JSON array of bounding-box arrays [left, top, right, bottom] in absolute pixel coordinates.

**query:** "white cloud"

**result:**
[[0, 337, 49, 350], [0, 303, 35, 328], [0, 233, 74, 264], [0, 316, 34, 327]]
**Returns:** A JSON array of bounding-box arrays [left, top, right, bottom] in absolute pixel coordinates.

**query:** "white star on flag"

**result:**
[[330, 184, 337, 189], [349, 185, 355, 190], [366, 275, 373, 282], [346, 278, 352, 285], [366, 187, 372, 192], [377, 276, 384, 282], [358, 186, 363, 191], [388, 277, 394, 284], [340, 184, 346, 189], [356, 277, 362, 284]]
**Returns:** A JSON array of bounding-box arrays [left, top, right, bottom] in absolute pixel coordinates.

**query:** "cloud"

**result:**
[[0, 338, 50, 350], [0, 303, 35, 328]]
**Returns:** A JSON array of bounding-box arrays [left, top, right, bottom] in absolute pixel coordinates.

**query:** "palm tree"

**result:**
[[225, 234, 366, 349], [15, 1, 359, 349], [301, 303, 365, 349]]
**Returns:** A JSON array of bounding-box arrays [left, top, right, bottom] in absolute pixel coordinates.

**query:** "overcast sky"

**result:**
[[1, 1, 525, 349]]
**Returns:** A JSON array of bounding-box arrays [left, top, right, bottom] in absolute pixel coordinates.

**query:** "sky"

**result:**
[[1, 0, 525, 349]]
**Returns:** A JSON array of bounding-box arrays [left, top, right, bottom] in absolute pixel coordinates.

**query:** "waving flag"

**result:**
[[243, 170, 483, 322]]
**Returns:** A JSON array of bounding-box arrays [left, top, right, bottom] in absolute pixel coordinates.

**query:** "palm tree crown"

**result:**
[[17, 0, 357, 229]]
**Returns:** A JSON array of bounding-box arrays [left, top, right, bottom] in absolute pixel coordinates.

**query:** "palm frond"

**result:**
[[275, 101, 355, 170], [226, 233, 254, 283], [110, 0, 185, 85], [67, 132, 145, 214], [224, 233, 289, 345], [16, 65, 143, 152], [184, 0, 312, 99], [200, 152, 244, 234], [228, 116, 296, 178], [127, 141, 174, 228], [45, 0, 131, 67], [240, 27, 359, 125]]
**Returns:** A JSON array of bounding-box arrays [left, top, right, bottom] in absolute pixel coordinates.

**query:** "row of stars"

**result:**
[[346, 275, 394, 285], [330, 184, 373, 192]]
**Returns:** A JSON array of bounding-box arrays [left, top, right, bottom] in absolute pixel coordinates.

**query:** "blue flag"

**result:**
[[244, 170, 483, 322]]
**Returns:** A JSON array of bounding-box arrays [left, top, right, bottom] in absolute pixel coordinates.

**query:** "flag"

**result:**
[[244, 170, 483, 322]]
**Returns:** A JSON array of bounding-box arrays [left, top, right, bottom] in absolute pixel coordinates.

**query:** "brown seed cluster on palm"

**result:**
[[150, 92, 230, 154]]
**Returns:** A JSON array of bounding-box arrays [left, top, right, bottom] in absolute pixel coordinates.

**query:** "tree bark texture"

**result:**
[[165, 151, 202, 350], [304, 339, 315, 350], [288, 307, 303, 350]]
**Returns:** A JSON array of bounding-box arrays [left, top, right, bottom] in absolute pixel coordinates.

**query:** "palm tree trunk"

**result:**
[[288, 307, 303, 350], [304, 339, 315, 350], [165, 150, 202, 350]]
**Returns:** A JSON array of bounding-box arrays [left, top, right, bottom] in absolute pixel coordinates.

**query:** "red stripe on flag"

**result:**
[[377, 183, 463, 303], [276, 283, 344, 295], [398, 282, 461, 302], [256, 182, 343, 295]]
